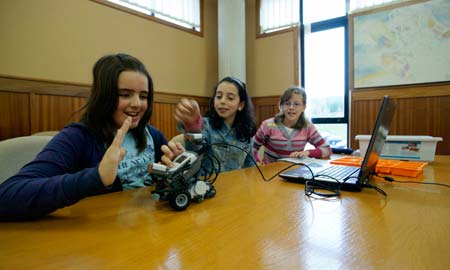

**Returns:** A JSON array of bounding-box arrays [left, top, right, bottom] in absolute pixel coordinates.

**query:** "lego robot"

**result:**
[[148, 134, 216, 210]]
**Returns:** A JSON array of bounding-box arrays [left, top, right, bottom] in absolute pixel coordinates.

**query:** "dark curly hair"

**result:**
[[80, 53, 154, 151], [274, 86, 309, 130], [204, 77, 256, 142]]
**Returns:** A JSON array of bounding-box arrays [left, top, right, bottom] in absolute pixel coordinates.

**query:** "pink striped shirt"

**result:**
[[253, 118, 331, 163]]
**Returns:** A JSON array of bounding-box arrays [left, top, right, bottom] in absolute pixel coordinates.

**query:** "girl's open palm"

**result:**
[[98, 117, 131, 186]]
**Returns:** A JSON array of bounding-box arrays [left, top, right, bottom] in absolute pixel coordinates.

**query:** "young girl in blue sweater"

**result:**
[[0, 53, 169, 221]]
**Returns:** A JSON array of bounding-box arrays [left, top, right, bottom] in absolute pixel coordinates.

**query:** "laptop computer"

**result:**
[[279, 95, 396, 191]]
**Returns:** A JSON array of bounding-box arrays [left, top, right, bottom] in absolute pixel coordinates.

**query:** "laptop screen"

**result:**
[[359, 96, 396, 184]]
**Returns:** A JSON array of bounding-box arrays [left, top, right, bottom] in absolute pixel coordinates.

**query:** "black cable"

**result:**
[[200, 154, 215, 181], [305, 174, 360, 198], [214, 141, 449, 196], [305, 180, 341, 198], [207, 152, 221, 184], [211, 143, 311, 182], [210, 142, 357, 198], [196, 141, 390, 199], [189, 139, 220, 184], [362, 183, 387, 196], [374, 173, 450, 189]]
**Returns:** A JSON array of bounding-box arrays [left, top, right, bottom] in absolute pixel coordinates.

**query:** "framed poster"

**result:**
[[353, 0, 450, 88]]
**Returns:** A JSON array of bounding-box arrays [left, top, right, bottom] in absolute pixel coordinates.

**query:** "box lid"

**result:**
[[355, 135, 443, 142]]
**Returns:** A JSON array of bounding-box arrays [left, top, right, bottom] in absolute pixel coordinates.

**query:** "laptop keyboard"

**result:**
[[317, 165, 360, 180]]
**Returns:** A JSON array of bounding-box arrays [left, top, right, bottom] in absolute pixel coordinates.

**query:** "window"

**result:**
[[349, 0, 408, 13], [258, 0, 300, 35], [93, 0, 202, 35], [302, 0, 348, 149], [255, 0, 406, 148], [301, 0, 404, 149]]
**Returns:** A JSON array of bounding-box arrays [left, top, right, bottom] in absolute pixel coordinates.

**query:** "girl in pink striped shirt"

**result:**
[[253, 87, 331, 164]]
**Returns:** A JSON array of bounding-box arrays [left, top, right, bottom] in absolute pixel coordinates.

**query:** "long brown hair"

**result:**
[[205, 77, 256, 142], [80, 53, 154, 151]]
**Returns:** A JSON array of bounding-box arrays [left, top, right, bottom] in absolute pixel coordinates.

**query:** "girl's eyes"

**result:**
[[118, 91, 148, 99], [216, 95, 235, 101]]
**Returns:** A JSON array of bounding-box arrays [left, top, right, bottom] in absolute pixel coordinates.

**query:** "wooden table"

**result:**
[[1, 156, 450, 270]]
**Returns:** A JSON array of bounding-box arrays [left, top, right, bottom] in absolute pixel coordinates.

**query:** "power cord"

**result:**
[[210, 143, 346, 198], [193, 140, 403, 198], [211, 142, 303, 181], [305, 180, 341, 198], [198, 140, 450, 199], [362, 183, 387, 196], [374, 172, 450, 189]]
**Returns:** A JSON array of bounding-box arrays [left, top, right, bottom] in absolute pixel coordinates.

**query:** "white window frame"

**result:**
[[257, 0, 300, 36], [349, 0, 412, 14], [92, 0, 203, 36]]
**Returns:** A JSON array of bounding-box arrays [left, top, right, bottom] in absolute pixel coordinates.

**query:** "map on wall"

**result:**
[[353, 0, 450, 88]]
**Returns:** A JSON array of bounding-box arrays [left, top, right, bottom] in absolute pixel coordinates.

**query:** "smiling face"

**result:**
[[112, 70, 149, 129], [213, 81, 244, 126], [281, 93, 306, 127]]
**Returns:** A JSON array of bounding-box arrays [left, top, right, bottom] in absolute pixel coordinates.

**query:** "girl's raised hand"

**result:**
[[174, 98, 201, 128], [98, 117, 131, 186]]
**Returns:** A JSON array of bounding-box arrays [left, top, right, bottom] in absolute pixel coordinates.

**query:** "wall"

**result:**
[[0, 0, 218, 96], [0, 0, 217, 141], [0, 76, 210, 141], [350, 83, 450, 155], [245, 0, 450, 155], [1, 0, 449, 155], [348, 2, 450, 155], [245, 0, 299, 98]]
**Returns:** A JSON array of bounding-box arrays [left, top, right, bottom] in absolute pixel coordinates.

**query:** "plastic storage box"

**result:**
[[375, 159, 427, 177], [355, 135, 442, 162], [330, 156, 428, 178]]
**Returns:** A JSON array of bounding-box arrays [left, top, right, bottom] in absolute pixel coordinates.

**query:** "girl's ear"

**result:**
[[238, 102, 245, 111]]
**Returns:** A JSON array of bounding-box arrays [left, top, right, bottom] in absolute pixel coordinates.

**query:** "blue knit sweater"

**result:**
[[0, 123, 167, 221]]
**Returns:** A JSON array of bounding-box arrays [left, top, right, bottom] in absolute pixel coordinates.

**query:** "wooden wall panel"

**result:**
[[0, 76, 210, 142], [152, 99, 209, 140], [351, 99, 387, 137], [394, 96, 450, 154], [252, 96, 279, 126], [151, 103, 178, 140], [0, 91, 30, 140], [30, 94, 87, 134], [2, 76, 448, 156], [351, 84, 450, 155]]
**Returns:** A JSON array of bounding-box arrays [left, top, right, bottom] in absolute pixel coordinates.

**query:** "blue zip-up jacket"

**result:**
[[0, 123, 167, 221]]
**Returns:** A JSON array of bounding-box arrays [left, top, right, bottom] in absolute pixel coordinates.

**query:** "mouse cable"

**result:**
[[304, 179, 341, 198], [304, 174, 362, 198], [362, 183, 387, 196], [199, 142, 390, 198], [210, 143, 315, 182], [199, 142, 353, 199], [212, 142, 351, 198], [374, 172, 450, 189]]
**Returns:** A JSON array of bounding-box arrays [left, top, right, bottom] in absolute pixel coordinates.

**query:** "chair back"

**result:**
[[0, 136, 53, 183]]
